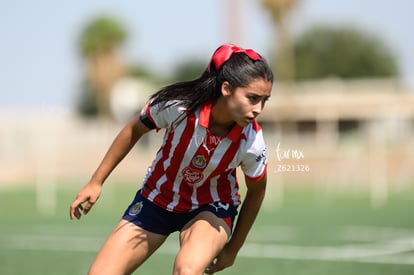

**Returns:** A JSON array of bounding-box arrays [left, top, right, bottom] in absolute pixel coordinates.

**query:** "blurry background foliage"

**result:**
[[294, 25, 399, 80], [76, 15, 168, 118], [77, 15, 127, 118], [79, 16, 126, 57]]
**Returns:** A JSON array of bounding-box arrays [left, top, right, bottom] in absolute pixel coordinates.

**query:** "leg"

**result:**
[[88, 219, 167, 275], [173, 211, 231, 275]]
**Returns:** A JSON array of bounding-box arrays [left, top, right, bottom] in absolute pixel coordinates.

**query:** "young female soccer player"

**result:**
[[70, 43, 274, 275]]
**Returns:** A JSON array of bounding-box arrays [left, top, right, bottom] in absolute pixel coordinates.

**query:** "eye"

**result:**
[[247, 95, 261, 104], [261, 96, 270, 108]]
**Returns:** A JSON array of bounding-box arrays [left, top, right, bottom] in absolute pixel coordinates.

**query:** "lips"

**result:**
[[238, 116, 255, 126], [245, 117, 255, 124]]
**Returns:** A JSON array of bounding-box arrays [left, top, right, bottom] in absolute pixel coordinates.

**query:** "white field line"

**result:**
[[2, 225, 414, 265], [247, 225, 414, 243], [337, 225, 414, 242], [239, 240, 414, 264]]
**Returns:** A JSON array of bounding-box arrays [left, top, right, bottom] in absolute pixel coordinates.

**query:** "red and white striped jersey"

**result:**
[[139, 100, 267, 213]]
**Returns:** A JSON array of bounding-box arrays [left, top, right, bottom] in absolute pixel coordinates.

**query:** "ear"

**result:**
[[221, 81, 232, 96]]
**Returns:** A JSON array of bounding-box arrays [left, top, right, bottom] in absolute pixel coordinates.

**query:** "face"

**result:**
[[221, 78, 272, 127]]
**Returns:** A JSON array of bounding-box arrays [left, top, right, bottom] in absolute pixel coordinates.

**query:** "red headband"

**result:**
[[208, 44, 262, 72]]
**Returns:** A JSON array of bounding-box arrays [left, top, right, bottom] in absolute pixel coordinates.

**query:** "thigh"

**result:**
[[88, 219, 167, 275], [173, 211, 231, 275]]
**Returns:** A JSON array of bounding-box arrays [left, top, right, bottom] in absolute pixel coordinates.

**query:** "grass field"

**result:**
[[1, 181, 414, 274]]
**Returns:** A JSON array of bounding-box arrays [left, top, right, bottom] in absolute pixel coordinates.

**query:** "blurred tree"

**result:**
[[77, 79, 98, 118], [77, 15, 127, 118], [127, 65, 167, 86], [294, 25, 399, 80], [170, 60, 207, 82], [261, 0, 299, 83]]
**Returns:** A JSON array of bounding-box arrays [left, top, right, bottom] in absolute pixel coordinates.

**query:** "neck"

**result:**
[[209, 100, 234, 136]]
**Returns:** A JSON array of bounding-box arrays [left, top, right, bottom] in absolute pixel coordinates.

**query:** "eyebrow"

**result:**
[[248, 91, 271, 100]]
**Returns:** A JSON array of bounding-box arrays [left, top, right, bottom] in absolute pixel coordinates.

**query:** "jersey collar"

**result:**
[[199, 102, 244, 142]]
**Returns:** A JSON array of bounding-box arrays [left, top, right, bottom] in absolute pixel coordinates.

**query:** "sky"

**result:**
[[0, 0, 413, 109]]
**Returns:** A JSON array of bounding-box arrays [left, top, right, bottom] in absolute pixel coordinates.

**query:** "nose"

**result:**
[[252, 101, 263, 117]]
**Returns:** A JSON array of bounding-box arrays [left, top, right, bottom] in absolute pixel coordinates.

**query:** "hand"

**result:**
[[69, 181, 102, 220], [205, 245, 237, 274]]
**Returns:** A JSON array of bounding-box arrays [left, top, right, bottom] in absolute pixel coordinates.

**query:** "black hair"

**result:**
[[149, 51, 274, 120]]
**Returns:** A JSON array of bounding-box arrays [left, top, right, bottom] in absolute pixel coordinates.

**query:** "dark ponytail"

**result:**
[[149, 44, 273, 119], [148, 70, 220, 116]]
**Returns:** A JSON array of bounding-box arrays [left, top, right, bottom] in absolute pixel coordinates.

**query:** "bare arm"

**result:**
[[206, 173, 267, 273], [69, 115, 152, 220]]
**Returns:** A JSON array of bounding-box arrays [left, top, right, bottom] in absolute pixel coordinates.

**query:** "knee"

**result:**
[[173, 266, 193, 275], [87, 262, 118, 275], [173, 265, 201, 275], [87, 267, 98, 275], [173, 258, 204, 275], [88, 264, 107, 275]]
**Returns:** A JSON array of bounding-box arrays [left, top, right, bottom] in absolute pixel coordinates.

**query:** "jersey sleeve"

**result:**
[[140, 100, 186, 130], [240, 128, 268, 182]]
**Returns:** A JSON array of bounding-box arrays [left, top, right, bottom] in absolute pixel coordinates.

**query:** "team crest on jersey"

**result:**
[[128, 201, 143, 216], [192, 155, 207, 169], [182, 166, 204, 186]]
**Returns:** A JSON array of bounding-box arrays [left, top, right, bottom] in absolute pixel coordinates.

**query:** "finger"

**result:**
[[74, 207, 81, 220], [69, 205, 78, 220], [69, 203, 77, 220], [69, 197, 85, 220], [206, 260, 225, 274], [205, 261, 217, 274], [70, 203, 82, 220], [82, 200, 95, 215], [76, 204, 84, 218]]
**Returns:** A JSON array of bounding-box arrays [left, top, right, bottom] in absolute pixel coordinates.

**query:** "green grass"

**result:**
[[1, 182, 414, 274]]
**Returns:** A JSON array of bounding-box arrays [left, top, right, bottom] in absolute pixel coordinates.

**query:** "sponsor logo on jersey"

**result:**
[[192, 155, 207, 169], [182, 166, 204, 186], [128, 201, 143, 216], [255, 148, 267, 165]]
